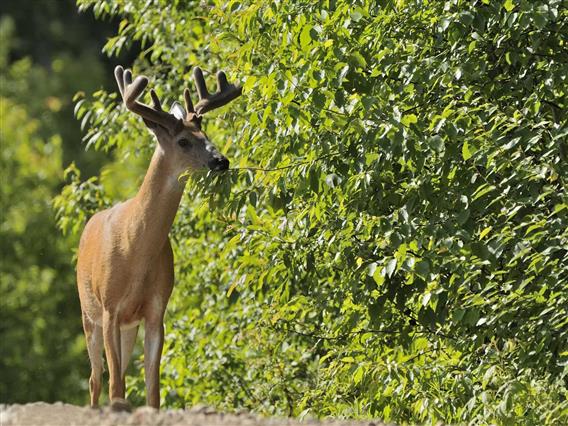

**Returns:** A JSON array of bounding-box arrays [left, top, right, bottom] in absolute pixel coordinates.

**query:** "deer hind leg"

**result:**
[[120, 325, 139, 382], [102, 310, 131, 412], [82, 311, 103, 408]]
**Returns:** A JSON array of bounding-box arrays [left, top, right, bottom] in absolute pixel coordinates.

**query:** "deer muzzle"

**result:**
[[208, 156, 230, 171]]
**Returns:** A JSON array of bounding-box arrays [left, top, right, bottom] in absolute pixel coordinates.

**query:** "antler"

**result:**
[[114, 65, 180, 131], [189, 67, 242, 116]]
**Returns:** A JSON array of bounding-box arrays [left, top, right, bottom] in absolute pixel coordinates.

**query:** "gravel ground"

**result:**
[[0, 403, 388, 426]]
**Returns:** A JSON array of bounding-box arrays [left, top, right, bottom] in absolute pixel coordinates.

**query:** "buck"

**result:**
[[76, 65, 241, 411]]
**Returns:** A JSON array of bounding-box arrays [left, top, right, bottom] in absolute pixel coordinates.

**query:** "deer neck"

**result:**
[[129, 147, 185, 253]]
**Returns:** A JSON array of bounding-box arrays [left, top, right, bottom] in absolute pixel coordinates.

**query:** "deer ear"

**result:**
[[170, 102, 186, 121]]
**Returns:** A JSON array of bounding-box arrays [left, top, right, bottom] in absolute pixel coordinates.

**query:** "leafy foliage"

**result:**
[[65, 0, 567, 423], [0, 97, 86, 403], [0, 7, 112, 404]]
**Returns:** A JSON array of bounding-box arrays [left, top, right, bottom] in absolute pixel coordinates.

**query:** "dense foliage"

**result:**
[[0, 2, 113, 403], [59, 0, 566, 423]]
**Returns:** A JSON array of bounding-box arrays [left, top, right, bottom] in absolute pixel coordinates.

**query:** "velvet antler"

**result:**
[[114, 65, 180, 130], [188, 67, 242, 116]]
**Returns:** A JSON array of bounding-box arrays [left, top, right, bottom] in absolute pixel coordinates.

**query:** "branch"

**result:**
[[227, 150, 347, 174]]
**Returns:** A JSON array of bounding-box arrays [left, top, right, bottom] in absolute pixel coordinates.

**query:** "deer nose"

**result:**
[[208, 157, 229, 171]]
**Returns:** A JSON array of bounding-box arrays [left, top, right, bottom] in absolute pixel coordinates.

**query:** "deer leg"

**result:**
[[120, 325, 139, 382], [102, 310, 130, 412], [82, 312, 103, 408], [144, 317, 164, 409]]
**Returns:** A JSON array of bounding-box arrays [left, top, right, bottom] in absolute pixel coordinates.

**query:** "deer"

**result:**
[[76, 65, 242, 412]]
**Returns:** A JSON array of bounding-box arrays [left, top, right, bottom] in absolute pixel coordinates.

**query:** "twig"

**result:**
[[226, 150, 348, 174]]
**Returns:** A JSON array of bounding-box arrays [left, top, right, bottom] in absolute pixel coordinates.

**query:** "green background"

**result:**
[[1, 0, 567, 424]]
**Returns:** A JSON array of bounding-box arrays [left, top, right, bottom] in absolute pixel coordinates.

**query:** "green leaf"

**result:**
[[462, 141, 473, 161], [373, 268, 385, 286], [483, 366, 497, 388], [503, 0, 514, 12], [401, 114, 418, 126], [472, 184, 496, 201], [385, 258, 397, 277], [368, 262, 377, 276], [353, 366, 365, 384], [351, 9, 363, 22], [534, 11, 548, 30], [299, 24, 313, 52], [428, 135, 444, 152], [468, 40, 477, 53], [479, 226, 492, 240], [415, 260, 430, 279], [350, 51, 367, 68]]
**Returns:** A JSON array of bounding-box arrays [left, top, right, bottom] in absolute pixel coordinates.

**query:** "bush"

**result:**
[[63, 0, 567, 423]]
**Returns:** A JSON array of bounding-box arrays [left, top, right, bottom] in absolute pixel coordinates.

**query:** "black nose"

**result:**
[[208, 157, 229, 171]]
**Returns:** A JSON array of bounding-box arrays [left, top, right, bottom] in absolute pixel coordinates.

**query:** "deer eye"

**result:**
[[177, 138, 191, 148]]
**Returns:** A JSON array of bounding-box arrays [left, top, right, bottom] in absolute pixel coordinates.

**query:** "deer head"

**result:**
[[114, 65, 242, 173]]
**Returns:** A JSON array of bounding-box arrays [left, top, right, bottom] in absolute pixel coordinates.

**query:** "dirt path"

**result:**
[[0, 403, 387, 426]]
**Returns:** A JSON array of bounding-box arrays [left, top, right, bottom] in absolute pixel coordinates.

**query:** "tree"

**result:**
[[61, 0, 567, 423], [0, 96, 87, 402], [0, 6, 112, 403]]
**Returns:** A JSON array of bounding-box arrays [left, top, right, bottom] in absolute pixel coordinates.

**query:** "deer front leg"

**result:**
[[144, 316, 165, 409], [102, 310, 130, 412]]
